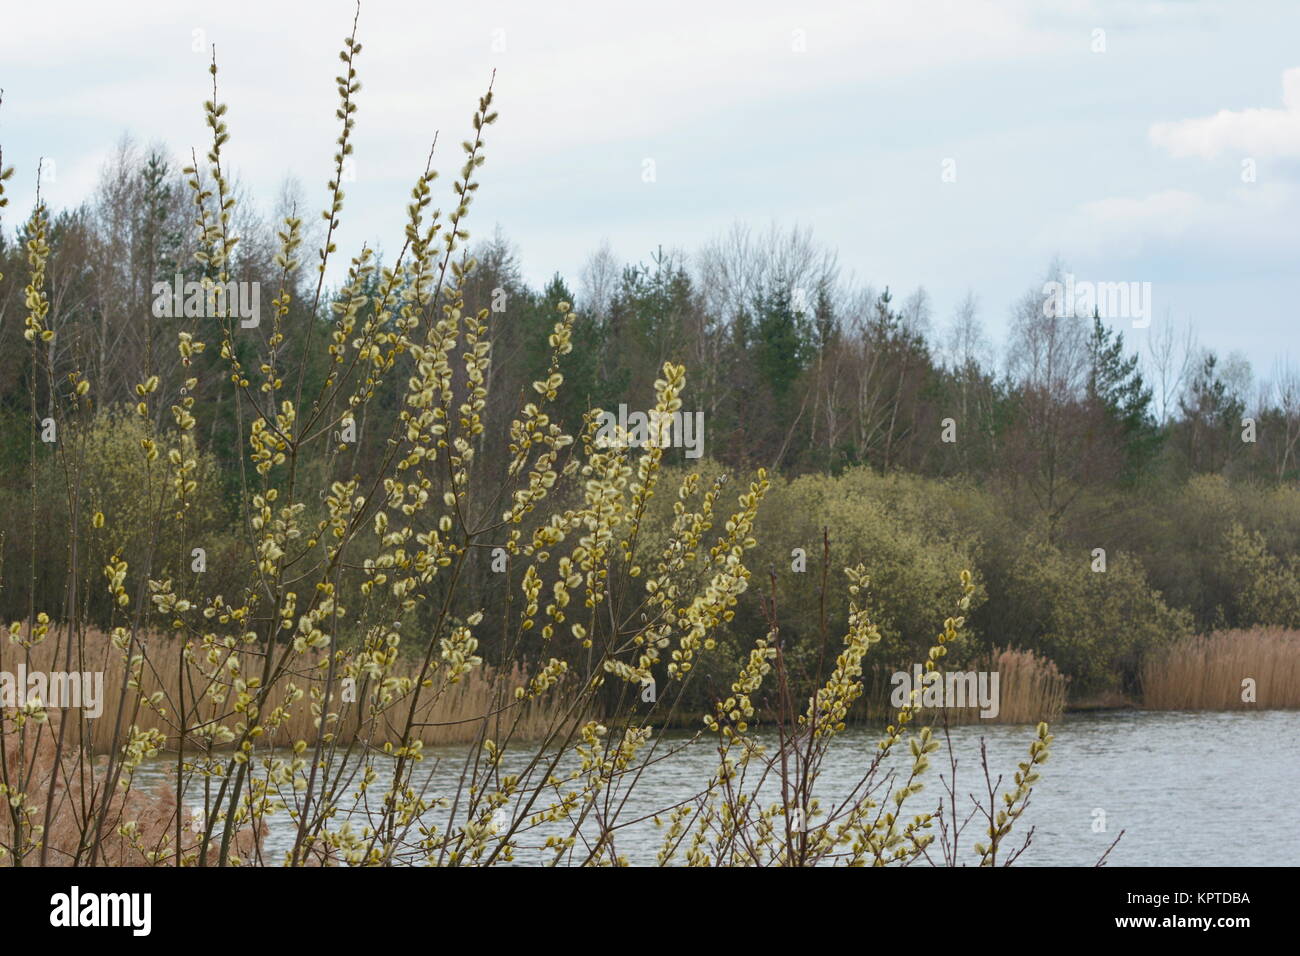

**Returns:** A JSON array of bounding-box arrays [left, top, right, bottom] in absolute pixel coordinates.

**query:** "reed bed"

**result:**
[[3, 628, 574, 753], [0, 707, 265, 866], [857, 648, 1068, 725], [1141, 627, 1300, 710]]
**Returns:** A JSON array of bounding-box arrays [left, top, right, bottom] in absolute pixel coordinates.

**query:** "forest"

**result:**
[[2, 141, 1298, 708]]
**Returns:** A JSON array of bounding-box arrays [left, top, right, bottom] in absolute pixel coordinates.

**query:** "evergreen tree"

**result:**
[[751, 282, 813, 400], [1178, 350, 1245, 473], [1086, 309, 1160, 479]]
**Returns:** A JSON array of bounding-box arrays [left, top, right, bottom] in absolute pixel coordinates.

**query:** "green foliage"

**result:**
[[629, 462, 1300, 700], [631, 465, 989, 702], [1086, 310, 1160, 479], [751, 283, 813, 400], [76, 404, 224, 549], [988, 540, 1191, 696], [1221, 523, 1300, 628], [763, 470, 984, 661], [0, 405, 235, 623], [1118, 474, 1300, 632], [1175, 352, 1246, 474]]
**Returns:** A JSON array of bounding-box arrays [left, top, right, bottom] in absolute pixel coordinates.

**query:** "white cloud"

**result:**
[[0, 0, 1067, 185], [1149, 66, 1300, 159], [1058, 183, 1300, 260]]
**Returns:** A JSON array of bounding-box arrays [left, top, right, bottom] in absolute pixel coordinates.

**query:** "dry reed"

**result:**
[[5, 628, 573, 753], [1141, 627, 1300, 710], [0, 708, 264, 865], [858, 648, 1068, 724]]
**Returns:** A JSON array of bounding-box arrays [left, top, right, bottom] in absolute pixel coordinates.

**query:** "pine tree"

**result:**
[[752, 282, 813, 400], [1086, 309, 1160, 479]]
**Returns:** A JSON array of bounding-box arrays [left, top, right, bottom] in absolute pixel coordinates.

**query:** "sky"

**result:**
[[2, 0, 1298, 385]]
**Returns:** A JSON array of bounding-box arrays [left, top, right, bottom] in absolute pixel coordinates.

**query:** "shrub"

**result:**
[[0, 11, 1060, 868], [1219, 524, 1300, 628], [731, 468, 987, 670], [987, 537, 1192, 696]]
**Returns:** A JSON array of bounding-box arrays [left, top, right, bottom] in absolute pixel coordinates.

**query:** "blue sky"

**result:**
[[2, 0, 1298, 384]]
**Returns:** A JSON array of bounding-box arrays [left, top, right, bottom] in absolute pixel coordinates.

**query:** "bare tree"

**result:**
[[942, 290, 996, 470], [1220, 350, 1254, 411], [578, 239, 619, 323], [1002, 269, 1100, 537], [945, 289, 988, 372], [900, 286, 932, 339], [695, 220, 838, 322], [1267, 356, 1300, 480], [1006, 280, 1089, 403], [1145, 311, 1197, 426]]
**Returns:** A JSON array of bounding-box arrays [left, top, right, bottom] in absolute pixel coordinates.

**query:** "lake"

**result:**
[[138, 709, 1300, 866]]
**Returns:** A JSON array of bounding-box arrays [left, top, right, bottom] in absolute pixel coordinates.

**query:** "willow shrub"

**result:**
[[1122, 474, 1300, 632], [0, 11, 1064, 866], [983, 539, 1192, 697], [730, 469, 986, 670], [1220, 524, 1300, 628], [659, 466, 1196, 703], [45, 405, 237, 622]]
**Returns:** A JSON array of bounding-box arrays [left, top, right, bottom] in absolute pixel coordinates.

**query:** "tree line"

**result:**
[[2, 142, 1297, 698]]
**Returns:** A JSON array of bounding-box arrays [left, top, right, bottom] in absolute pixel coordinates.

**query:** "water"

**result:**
[[138, 709, 1300, 865]]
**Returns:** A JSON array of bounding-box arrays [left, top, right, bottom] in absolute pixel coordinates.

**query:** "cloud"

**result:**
[[1149, 67, 1300, 159], [1057, 183, 1300, 264]]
